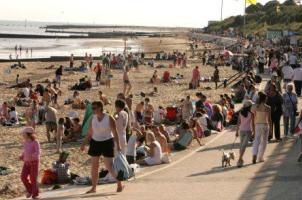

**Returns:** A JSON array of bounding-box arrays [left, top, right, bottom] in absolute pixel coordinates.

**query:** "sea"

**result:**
[[0, 20, 146, 59]]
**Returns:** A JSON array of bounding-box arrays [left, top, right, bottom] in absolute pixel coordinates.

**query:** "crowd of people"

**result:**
[[2, 38, 302, 199]]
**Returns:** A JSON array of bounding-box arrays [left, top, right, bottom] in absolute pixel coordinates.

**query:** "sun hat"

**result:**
[[243, 100, 253, 108], [20, 127, 34, 135]]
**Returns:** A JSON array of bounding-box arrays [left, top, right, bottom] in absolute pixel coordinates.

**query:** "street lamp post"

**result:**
[[221, 0, 224, 21]]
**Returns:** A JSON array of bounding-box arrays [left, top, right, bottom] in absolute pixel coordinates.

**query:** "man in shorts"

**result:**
[[123, 66, 132, 96], [45, 106, 58, 142]]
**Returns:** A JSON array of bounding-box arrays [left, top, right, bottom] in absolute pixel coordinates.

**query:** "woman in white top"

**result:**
[[115, 100, 128, 155], [136, 132, 162, 166], [81, 101, 123, 193]]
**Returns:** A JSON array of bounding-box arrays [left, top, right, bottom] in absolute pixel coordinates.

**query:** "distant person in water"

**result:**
[[88, 54, 93, 69]]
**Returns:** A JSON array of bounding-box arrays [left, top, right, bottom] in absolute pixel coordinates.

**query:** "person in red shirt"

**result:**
[[191, 66, 200, 89]]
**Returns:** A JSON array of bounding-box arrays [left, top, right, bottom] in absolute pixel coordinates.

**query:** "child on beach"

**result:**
[[20, 127, 40, 199], [56, 118, 65, 153], [236, 100, 254, 167]]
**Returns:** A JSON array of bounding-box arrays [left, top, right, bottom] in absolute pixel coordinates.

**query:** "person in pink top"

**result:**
[[236, 100, 254, 168], [19, 127, 40, 199], [269, 55, 279, 73], [191, 66, 200, 89]]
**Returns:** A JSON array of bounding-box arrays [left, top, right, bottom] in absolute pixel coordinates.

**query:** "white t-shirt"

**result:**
[[116, 110, 128, 146], [282, 65, 294, 80], [22, 88, 30, 98], [9, 111, 18, 121]]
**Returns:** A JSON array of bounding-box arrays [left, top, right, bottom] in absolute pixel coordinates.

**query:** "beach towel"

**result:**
[[81, 103, 93, 136], [113, 152, 134, 181]]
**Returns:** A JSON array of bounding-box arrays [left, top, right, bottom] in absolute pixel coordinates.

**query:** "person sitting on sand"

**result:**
[[188, 118, 203, 146], [126, 126, 143, 164], [172, 121, 194, 151], [9, 79, 31, 89], [65, 117, 82, 142], [162, 71, 171, 83], [211, 104, 224, 131], [144, 98, 154, 126], [9, 106, 19, 124], [136, 132, 163, 166], [153, 106, 166, 124], [98, 91, 111, 105], [152, 126, 169, 153], [71, 91, 85, 109], [150, 70, 160, 84], [159, 124, 171, 143]]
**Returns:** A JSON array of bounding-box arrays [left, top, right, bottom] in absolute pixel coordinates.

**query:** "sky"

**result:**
[[0, 0, 286, 28]]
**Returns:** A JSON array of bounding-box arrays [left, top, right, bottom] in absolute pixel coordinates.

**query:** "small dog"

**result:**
[[221, 150, 235, 167]]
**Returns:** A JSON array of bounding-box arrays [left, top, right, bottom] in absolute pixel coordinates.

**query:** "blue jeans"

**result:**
[[284, 115, 296, 136]]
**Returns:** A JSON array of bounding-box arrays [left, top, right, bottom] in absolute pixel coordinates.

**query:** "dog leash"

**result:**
[[231, 136, 238, 151]]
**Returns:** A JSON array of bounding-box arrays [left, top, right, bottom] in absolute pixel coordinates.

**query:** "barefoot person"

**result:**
[[251, 92, 272, 164], [123, 66, 132, 96], [80, 101, 123, 193]]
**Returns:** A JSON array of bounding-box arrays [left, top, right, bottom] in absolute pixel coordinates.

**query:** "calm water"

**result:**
[[0, 20, 145, 59]]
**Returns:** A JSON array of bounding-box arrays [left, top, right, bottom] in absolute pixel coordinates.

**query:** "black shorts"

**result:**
[[124, 80, 130, 84], [88, 138, 114, 158]]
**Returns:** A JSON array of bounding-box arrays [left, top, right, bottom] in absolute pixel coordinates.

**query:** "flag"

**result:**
[[246, 0, 257, 5]]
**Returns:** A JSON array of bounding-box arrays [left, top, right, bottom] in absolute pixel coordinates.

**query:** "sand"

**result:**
[[0, 37, 236, 199]]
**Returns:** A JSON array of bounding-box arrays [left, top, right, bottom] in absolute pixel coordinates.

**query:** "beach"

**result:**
[[0, 36, 237, 199]]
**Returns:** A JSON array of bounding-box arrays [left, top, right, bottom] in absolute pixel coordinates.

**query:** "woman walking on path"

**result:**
[[251, 92, 272, 164], [80, 101, 123, 193], [236, 100, 254, 167]]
